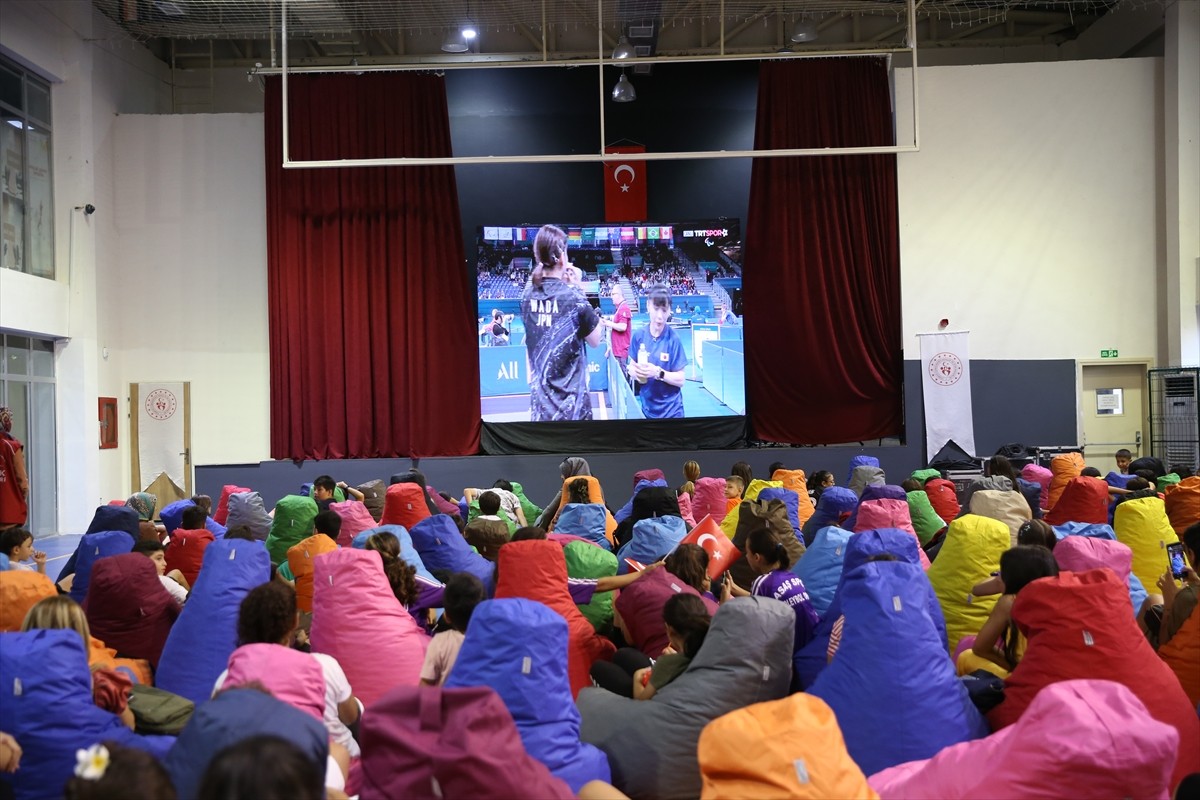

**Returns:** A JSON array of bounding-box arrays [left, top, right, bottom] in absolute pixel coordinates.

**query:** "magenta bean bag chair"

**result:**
[[692, 477, 728, 525], [1020, 464, 1053, 511], [854, 498, 929, 569], [332, 499, 378, 548]]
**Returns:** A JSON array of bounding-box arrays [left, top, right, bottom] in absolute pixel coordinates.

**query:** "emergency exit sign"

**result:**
[[1101, 349, 1119, 358]]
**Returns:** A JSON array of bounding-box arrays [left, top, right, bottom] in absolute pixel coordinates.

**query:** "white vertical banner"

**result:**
[[137, 382, 185, 491], [919, 331, 976, 460]]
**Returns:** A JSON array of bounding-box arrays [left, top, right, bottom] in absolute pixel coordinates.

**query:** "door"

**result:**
[[1081, 363, 1148, 475], [130, 382, 191, 509]]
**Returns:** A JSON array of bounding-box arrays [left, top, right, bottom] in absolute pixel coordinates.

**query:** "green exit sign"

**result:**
[[1101, 349, 1119, 358]]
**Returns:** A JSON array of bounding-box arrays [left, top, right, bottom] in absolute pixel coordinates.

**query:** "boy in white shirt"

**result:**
[[0, 528, 45, 574], [131, 539, 190, 604]]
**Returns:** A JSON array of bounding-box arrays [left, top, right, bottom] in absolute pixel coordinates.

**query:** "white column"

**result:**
[[1164, 0, 1200, 367]]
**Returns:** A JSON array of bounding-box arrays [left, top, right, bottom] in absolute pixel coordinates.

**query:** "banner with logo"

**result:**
[[137, 382, 186, 491], [603, 144, 647, 222], [919, 331, 975, 460]]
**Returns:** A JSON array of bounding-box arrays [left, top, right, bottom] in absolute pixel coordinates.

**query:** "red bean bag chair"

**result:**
[[1021, 463, 1053, 511], [381, 482, 432, 529], [1163, 476, 1200, 535], [213, 484, 251, 526], [870, 680, 1178, 800], [925, 478, 961, 526], [84, 553, 180, 668], [1043, 476, 1109, 526], [549, 476, 617, 543], [494, 540, 615, 698], [614, 567, 719, 659], [1158, 602, 1200, 707], [310, 547, 428, 707], [693, 477, 729, 525], [988, 568, 1200, 787], [1046, 452, 1085, 511], [332, 499, 378, 548], [287, 533, 339, 613], [164, 527, 214, 585]]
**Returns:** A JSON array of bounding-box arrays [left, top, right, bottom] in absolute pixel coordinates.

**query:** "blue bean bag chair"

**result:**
[[556, 504, 612, 550], [615, 516, 687, 575], [352, 525, 439, 585], [809, 560, 987, 776], [1053, 521, 1117, 541], [0, 630, 173, 800], [160, 498, 227, 539], [794, 528, 946, 690], [408, 515, 494, 592], [225, 491, 272, 541], [156, 538, 272, 704], [802, 487, 857, 546], [614, 479, 668, 524], [446, 598, 611, 791], [792, 525, 854, 618], [757, 487, 802, 541], [68, 530, 134, 603], [56, 506, 141, 583], [1016, 477, 1044, 519]]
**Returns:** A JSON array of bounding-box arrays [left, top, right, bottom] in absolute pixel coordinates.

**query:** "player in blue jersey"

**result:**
[[521, 224, 602, 421], [628, 284, 687, 419]]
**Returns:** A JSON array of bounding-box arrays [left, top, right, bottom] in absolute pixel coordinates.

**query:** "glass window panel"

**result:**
[[5, 336, 29, 375], [0, 65, 20, 111], [29, 381, 57, 536], [25, 129, 52, 278], [30, 337, 53, 377], [1, 117, 25, 273], [26, 82, 49, 127]]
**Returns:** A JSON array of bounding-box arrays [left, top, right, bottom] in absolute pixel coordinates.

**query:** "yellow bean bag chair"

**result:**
[[720, 479, 783, 538], [771, 469, 814, 527], [1114, 497, 1180, 593], [1163, 476, 1200, 535], [698, 693, 877, 800], [927, 515, 1010, 655], [1047, 452, 1085, 511], [969, 489, 1032, 547]]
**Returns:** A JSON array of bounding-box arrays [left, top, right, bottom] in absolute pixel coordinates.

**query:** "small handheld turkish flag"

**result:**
[[603, 145, 647, 222], [680, 515, 741, 579]]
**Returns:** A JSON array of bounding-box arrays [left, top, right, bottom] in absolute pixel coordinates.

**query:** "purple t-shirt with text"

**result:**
[[752, 569, 819, 651]]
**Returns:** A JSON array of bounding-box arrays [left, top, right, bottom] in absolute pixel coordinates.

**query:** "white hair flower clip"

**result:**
[[75, 744, 110, 780]]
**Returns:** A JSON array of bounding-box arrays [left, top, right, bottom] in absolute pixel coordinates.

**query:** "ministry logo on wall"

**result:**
[[919, 333, 975, 460], [138, 382, 186, 491], [927, 352, 965, 386], [144, 388, 178, 420]]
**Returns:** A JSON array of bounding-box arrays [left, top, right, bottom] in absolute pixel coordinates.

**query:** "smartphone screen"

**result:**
[[1167, 542, 1187, 580]]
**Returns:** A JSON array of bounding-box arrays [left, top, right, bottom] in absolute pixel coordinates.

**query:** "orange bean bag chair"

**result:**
[[988, 568, 1200, 788], [164, 528, 214, 586], [698, 693, 877, 800], [0, 571, 57, 631], [549, 476, 617, 543], [1044, 477, 1110, 526], [1158, 602, 1200, 707], [771, 468, 814, 527], [1046, 452, 1085, 511], [287, 533, 339, 613], [1163, 476, 1200, 535], [381, 482, 432, 529], [494, 540, 615, 698]]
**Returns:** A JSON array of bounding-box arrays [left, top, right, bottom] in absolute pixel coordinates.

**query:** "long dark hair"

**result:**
[[532, 224, 566, 288], [365, 531, 419, 608], [988, 455, 1021, 490], [662, 593, 711, 659], [665, 544, 710, 594], [567, 478, 592, 505], [999, 545, 1058, 666], [746, 527, 790, 571]]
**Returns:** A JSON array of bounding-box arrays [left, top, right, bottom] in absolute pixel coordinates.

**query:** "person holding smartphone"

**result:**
[[1154, 523, 1200, 650]]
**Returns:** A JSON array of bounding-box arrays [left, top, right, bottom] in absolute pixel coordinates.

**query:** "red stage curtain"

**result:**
[[264, 74, 480, 459], [743, 58, 903, 444]]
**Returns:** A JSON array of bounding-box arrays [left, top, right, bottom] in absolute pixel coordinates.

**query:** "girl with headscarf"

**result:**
[[0, 407, 29, 530], [126, 492, 164, 542]]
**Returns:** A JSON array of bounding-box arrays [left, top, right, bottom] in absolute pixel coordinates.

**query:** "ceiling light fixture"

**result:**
[[441, 28, 469, 53], [611, 35, 636, 60], [790, 20, 819, 43], [611, 72, 636, 103], [462, 22, 477, 40]]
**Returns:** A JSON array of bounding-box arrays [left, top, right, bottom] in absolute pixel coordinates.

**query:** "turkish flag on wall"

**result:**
[[603, 145, 647, 222]]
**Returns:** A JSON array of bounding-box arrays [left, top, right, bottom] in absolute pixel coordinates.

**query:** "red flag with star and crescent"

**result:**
[[680, 515, 741, 579], [603, 145, 647, 222]]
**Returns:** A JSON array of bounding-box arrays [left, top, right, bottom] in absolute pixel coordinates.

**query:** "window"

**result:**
[[1, 334, 57, 537], [1, 57, 54, 279]]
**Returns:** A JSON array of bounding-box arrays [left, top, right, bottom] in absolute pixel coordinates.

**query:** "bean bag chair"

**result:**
[[675, 490, 697, 527], [970, 489, 1033, 546], [911, 468, 941, 483], [615, 478, 668, 524], [85, 552, 180, 668], [225, 490, 272, 540], [614, 486, 683, 548], [849, 466, 886, 498], [926, 514, 1009, 655], [615, 567, 719, 658], [86, 503, 141, 540], [1046, 452, 1085, 510], [847, 455, 881, 484], [1106, 471, 1136, 489], [720, 479, 783, 538], [494, 540, 615, 697], [1021, 463, 1053, 510], [958, 476, 1014, 513], [445, 599, 611, 791], [924, 477, 961, 526], [0, 630, 173, 800], [698, 693, 877, 800], [510, 480, 543, 525], [427, 485, 462, 517], [464, 517, 510, 562], [758, 487, 803, 541], [809, 560, 988, 776], [213, 484, 250, 526], [1114, 496, 1181, 592], [616, 516, 688, 575], [988, 568, 1200, 787], [869, 680, 1179, 800], [793, 525, 854, 618], [264, 494, 318, 566], [548, 475, 617, 541], [1158, 473, 1180, 491], [287, 533, 339, 613], [632, 468, 665, 486], [164, 527, 214, 586], [771, 468, 814, 527], [795, 528, 944, 690], [1044, 476, 1110, 526], [1015, 477, 1044, 519], [358, 685, 574, 800], [1129, 456, 1167, 479], [86, 636, 153, 687], [578, 597, 795, 800], [802, 487, 857, 546], [466, 500, 517, 536], [853, 496, 929, 569], [156, 538, 271, 704], [563, 539, 618, 631], [159, 498, 194, 537], [0, 570, 57, 631], [224, 642, 326, 721], [1052, 520, 1116, 540], [1053, 535, 1146, 617], [311, 547, 429, 707], [725, 498, 805, 592], [692, 477, 728, 525], [555, 503, 611, 550], [68, 529, 134, 603], [1164, 476, 1200, 534], [907, 490, 945, 545], [409, 514, 494, 591], [1158, 601, 1200, 707], [379, 482, 430, 530], [166, 687, 328, 800], [332, 499, 378, 547]]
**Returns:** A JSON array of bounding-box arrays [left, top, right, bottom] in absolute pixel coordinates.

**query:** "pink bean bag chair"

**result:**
[[310, 547, 428, 707], [869, 680, 1178, 799], [1044, 476, 1110, 526], [332, 499, 378, 548], [224, 643, 325, 722], [854, 499, 929, 569], [381, 483, 432, 529], [1020, 464, 1053, 511], [675, 491, 697, 528], [692, 477, 728, 525]]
